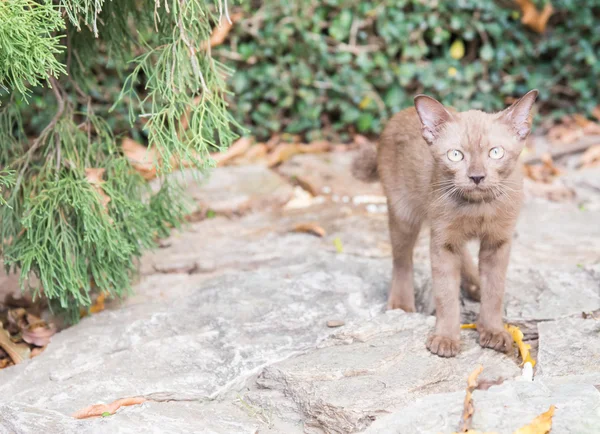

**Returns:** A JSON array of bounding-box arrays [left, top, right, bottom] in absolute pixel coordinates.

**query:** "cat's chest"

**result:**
[[445, 204, 516, 239]]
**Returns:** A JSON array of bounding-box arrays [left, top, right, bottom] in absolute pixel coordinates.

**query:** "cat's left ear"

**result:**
[[498, 89, 539, 140]]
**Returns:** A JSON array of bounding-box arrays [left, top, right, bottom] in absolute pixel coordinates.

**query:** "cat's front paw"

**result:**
[[426, 335, 460, 358], [478, 329, 512, 353]]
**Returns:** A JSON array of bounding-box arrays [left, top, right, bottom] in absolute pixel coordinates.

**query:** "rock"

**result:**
[[251, 311, 521, 433], [326, 320, 345, 328], [151, 165, 294, 215], [537, 317, 600, 385], [2, 156, 600, 433], [277, 152, 384, 200], [365, 379, 600, 434]]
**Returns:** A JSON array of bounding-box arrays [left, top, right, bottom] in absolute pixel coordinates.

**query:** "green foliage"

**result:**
[[217, 0, 600, 140], [0, 0, 65, 99], [0, 0, 237, 320]]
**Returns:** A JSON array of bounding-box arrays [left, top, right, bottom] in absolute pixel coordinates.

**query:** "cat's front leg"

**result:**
[[477, 237, 512, 353], [426, 233, 462, 357]]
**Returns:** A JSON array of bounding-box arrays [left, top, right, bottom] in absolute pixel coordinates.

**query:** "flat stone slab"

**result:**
[[278, 152, 384, 200], [1, 158, 600, 433], [249, 311, 520, 433], [366, 379, 600, 434], [537, 316, 600, 385], [151, 165, 294, 215]]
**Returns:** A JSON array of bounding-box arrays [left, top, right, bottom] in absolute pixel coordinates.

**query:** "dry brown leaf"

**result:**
[[30, 346, 46, 358], [0, 358, 11, 369], [0, 327, 30, 364], [211, 136, 253, 166], [514, 405, 556, 434], [85, 168, 111, 210], [22, 324, 56, 347], [122, 138, 158, 180], [267, 141, 331, 167], [293, 222, 326, 238], [523, 153, 562, 183], [72, 396, 148, 419], [524, 178, 575, 202], [580, 145, 600, 168], [199, 12, 243, 50], [459, 365, 484, 433], [547, 122, 584, 145], [515, 0, 554, 33]]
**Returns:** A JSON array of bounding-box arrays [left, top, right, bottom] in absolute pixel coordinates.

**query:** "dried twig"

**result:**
[[459, 365, 484, 432]]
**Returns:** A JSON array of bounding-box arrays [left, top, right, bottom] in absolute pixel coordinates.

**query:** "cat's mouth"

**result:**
[[457, 185, 497, 203]]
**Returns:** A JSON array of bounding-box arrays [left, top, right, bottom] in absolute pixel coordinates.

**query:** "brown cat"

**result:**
[[352, 90, 538, 357]]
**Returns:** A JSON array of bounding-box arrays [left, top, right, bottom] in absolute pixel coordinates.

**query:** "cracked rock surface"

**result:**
[[1, 153, 599, 433]]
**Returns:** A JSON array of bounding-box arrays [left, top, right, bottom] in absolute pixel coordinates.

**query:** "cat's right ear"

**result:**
[[414, 95, 453, 144]]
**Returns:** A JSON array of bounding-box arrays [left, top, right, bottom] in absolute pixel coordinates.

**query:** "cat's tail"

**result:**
[[351, 142, 379, 183]]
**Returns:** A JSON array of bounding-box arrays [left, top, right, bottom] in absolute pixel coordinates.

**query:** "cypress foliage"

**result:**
[[0, 1, 238, 321]]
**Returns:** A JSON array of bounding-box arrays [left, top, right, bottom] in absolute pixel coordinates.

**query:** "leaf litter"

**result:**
[[0, 301, 57, 368]]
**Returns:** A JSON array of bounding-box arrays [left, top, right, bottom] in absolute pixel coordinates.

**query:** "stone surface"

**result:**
[[365, 380, 600, 434], [151, 165, 294, 215], [537, 317, 600, 385], [1, 155, 600, 433], [278, 152, 384, 199], [250, 312, 520, 433]]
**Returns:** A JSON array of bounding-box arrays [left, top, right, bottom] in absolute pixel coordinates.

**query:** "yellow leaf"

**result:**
[[448, 66, 458, 77], [505, 324, 536, 367], [461, 323, 477, 329], [359, 96, 372, 109], [513, 405, 555, 434], [449, 39, 465, 60], [333, 237, 343, 253]]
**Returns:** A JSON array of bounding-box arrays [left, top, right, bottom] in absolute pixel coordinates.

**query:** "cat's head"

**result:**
[[414, 90, 538, 201]]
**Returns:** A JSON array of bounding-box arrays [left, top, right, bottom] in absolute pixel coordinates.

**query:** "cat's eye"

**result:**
[[447, 149, 464, 162], [489, 147, 505, 160]]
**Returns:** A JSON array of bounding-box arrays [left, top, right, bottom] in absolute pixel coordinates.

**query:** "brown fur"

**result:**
[[354, 91, 538, 357]]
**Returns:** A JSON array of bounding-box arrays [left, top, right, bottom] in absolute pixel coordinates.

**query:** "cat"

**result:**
[[352, 90, 538, 357]]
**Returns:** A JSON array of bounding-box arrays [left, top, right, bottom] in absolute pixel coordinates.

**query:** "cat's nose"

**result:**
[[469, 175, 485, 185]]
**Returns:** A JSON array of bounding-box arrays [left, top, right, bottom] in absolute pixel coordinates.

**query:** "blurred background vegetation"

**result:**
[[217, 0, 599, 141]]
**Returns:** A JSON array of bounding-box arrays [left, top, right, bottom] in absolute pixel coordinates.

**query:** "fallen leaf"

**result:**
[[505, 324, 536, 367], [326, 320, 345, 328], [580, 145, 600, 168], [293, 222, 326, 238], [333, 237, 344, 253], [199, 12, 243, 50], [515, 0, 554, 33], [211, 137, 253, 166], [513, 405, 556, 434], [523, 178, 575, 202], [72, 396, 148, 419], [461, 323, 477, 330], [0, 358, 11, 369], [523, 153, 562, 183], [267, 141, 330, 167], [459, 365, 484, 432], [30, 346, 46, 358], [85, 168, 110, 211], [0, 327, 30, 364], [21, 323, 56, 347], [122, 138, 158, 180]]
